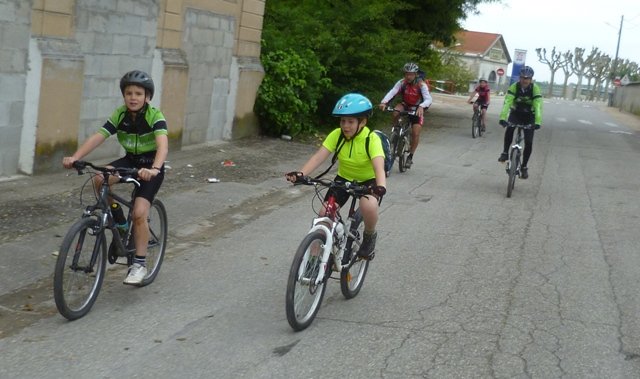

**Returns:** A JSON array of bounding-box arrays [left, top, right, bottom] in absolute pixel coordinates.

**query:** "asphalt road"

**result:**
[[1, 94, 639, 378]]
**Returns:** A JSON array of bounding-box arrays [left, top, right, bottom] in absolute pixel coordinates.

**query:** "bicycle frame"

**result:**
[[302, 192, 359, 286], [80, 168, 140, 265]]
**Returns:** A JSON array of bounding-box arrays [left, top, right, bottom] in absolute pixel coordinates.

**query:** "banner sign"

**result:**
[[510, 49, 527, 85]]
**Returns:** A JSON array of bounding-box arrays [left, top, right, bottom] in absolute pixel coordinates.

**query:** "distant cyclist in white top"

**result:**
[[378, 62, 433, 168]]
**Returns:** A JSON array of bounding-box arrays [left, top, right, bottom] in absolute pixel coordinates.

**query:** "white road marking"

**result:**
[[578, 120, 593, 125], [609, 130, 633, 135], [556, 117, 567, 122], [605, 122, 619, 127]]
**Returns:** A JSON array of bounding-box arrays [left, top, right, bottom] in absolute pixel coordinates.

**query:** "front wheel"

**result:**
[[285, 231, 328, 331], [472, 113, 479, 138], [389, 131, 399, 172], [506, 149, 519, 198], [340, 210, 369, 299], [53, 217, 107, 320], [139, 199, 168, 286], [397, 137, 407, 173]]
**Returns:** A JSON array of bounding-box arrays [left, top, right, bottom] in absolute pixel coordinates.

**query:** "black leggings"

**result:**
[[503, 128, 534, 167]]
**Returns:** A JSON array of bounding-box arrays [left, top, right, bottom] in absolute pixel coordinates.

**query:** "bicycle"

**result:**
[[471, 102, 484, 138], [504, 123, 533, 198], [285, 177, 373, 331], [53, 161, 168, 320], [385, 106, 414, 173]]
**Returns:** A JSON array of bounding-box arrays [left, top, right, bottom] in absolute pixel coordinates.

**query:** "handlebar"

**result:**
[[506, 122, 534, 129], [383, 106, 416, 116], [72, 161, 140, 184], [294, 176, 371, 197]]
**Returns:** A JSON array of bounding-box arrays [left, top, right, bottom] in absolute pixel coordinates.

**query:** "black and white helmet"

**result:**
[[120, 70, 155, 100], [403, 62, 419, 73]]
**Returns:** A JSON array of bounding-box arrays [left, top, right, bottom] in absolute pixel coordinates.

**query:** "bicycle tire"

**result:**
[[285, 231, 328, 331], [397, 137, 406, 172], [139, 199, 168, 286], [340, 210, 369, 299], [506, 149, 518, 198], [390, 131, 399, 172], [477, 114, 484, 137], [53, 217, 107, 320], [472, 113, 479, 138]]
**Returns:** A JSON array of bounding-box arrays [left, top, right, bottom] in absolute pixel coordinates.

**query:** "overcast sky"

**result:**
[[461, 0, 640, 83]]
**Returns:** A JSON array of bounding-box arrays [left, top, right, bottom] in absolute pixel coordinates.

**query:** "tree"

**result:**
[[559, 50, 574, 98], [570, 47, 598, 100], [585, 52, 611, 101], [536, 47, 564, 97], [258, 0, 499, 135]]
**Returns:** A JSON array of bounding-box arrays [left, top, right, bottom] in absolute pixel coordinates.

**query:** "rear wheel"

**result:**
[[139, 199, 168, 286], [285, 231, 328, 331], [340, 210, 369, 299], [389, 131, 399, 172], [53, 217, 107, 320]]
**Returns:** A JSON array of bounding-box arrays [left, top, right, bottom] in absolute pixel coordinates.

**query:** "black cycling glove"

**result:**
[[499, 120, 509, 128], [369, 185, 387, 200]]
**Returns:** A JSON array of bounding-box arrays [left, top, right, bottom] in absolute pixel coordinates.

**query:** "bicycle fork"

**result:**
[[301, 217, 347, 286], [506, 145, 522, 175]]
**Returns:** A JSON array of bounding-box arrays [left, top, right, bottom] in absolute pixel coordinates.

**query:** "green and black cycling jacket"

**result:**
[[499, 82, 543, 125], [99, 104, 168, 155]]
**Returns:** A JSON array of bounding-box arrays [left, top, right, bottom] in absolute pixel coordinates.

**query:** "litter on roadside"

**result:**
[[207, 178, 220, 183], [221, 159, 236, 167]]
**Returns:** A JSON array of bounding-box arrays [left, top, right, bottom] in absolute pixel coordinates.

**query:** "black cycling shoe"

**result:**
[[357, 231, 377, 261], [405, 154, 413, 168], [498, 152, 508, 162], [520, 167, 529, 179]]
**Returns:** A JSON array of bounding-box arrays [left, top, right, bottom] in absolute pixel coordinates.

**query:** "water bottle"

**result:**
[[111, 203, 128, 233]]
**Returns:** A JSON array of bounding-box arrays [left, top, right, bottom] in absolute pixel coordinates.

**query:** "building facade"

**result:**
[[449, 30, 511, 93], [0, 0, 265, 176]]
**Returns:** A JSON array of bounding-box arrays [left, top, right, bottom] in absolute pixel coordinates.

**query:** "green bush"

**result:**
[[255, 49, 331, 137]]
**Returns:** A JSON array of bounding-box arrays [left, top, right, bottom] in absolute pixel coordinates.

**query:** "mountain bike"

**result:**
[[53, 161, 168, 320], [471, 102, 484, 138], [505, 123, 533, 198], [285, 177, 372, 331], [385, 106, 414, 173]]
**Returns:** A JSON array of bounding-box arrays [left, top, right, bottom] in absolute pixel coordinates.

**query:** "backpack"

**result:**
[[367, 130, 393, 176], [316, 129, 393, 178]]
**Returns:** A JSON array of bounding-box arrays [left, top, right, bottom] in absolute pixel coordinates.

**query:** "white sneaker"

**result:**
[[123, 263, 147, 285]]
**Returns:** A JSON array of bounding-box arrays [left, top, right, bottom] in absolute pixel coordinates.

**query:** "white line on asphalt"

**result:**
[[578, 120, 593, 125], [605, 122, 619, 127], [557, 117, 567, 122]]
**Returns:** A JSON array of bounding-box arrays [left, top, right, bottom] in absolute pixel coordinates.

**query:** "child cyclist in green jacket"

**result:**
[[286, 93, 386, 260], [62, 70, 169, 285]]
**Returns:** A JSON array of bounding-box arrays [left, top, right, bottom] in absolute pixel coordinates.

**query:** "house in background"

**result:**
[[448, 30, 512, 93]]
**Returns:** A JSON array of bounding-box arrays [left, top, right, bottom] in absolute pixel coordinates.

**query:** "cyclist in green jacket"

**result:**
[[497, 66, 543, 179], [62, 70, 169, 285], [286, 93, 386, 260]]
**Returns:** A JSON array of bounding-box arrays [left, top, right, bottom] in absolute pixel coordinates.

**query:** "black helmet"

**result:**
[[120, 70, 155, 100]]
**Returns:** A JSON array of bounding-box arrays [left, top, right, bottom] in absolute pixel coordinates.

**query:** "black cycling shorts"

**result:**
[[108, 154, 164, 203]]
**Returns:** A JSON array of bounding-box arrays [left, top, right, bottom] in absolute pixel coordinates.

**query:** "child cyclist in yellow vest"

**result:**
[[286, 93, 386, 260], [62, 70, 169, 285]]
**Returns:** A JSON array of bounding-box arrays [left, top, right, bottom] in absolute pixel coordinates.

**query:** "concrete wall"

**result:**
[[0, 0, 265, 177], [612, 83, 640, 116]]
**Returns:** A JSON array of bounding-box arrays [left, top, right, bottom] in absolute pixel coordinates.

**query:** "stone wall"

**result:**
[[0, 0, 265, 177]]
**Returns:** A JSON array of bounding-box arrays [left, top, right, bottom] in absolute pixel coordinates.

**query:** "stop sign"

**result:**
[[613, 78, 621, 87], [497, 68, 505, 76]]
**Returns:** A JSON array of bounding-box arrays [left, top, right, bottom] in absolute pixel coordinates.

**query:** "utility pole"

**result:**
[[611, 15, 624, 79]]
